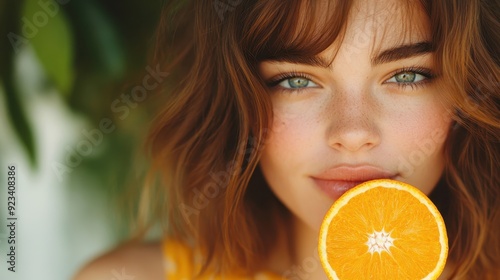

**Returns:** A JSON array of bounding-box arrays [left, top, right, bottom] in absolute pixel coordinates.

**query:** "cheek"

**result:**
[[263, 102, 322, 161], [385, 92, 451, 147], [259, 103, 319, 200], [394, 108, 449, 150], [387, 99, 453, 191], [261, 117, 308, 173]]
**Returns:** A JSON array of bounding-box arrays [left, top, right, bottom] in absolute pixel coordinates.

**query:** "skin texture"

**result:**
[[259, 0, 453, 278]]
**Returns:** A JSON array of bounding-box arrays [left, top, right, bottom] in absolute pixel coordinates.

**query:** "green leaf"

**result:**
[[23, 0, 74, 94], [1, 77, 37, 166], [70, 0, 125, 79], [0, 0, 37, 166]]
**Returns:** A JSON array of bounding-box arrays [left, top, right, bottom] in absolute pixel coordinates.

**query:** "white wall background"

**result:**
[[0, 48, 120, 280]]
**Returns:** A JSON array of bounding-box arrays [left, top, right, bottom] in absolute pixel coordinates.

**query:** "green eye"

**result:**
[[395, 72, 417, 83], [387, 71, 427, 84], [278, 77, 318, 89], [287, 77, 310, 88]]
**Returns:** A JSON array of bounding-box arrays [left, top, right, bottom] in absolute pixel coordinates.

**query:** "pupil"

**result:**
[[396, 72, 416, 83], [289, 78, 309, 88]]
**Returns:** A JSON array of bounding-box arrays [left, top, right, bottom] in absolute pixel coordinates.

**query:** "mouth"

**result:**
[[311, 165, 398, 200]]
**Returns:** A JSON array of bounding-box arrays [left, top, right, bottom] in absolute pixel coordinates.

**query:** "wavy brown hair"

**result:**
[[134, 0, 500, 278]]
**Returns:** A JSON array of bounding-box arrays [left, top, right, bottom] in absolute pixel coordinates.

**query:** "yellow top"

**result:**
[[161, 239, 282, 279]]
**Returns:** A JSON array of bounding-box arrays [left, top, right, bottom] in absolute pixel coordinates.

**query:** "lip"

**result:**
[[311, 165, 397, 200]]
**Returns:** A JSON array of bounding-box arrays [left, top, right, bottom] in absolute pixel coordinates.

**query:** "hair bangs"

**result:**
[[237, 0, 353, 64]]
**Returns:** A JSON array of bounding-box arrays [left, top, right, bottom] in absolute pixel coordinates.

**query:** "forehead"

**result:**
[[246, 0, 430, 63], [349, 0, 429, 41], [304, 0, 431, 65], [331, 0, 430, 55]]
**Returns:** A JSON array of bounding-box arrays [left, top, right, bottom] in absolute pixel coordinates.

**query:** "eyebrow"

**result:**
[[265, 55, 333, 68], [263, 41, 433, 68], [372, 41, 433, 65]]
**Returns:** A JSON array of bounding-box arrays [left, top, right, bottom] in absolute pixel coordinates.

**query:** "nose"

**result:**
[[326, 92, 381, 153]]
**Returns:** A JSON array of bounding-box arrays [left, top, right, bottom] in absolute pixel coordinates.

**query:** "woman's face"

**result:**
[[258, 0, 453, 231]]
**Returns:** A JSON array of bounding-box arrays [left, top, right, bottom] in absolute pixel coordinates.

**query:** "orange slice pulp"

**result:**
[[318, 179, 448, 279]]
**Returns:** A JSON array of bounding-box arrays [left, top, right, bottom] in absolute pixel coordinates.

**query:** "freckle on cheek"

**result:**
[[271, 118, 287, 134]]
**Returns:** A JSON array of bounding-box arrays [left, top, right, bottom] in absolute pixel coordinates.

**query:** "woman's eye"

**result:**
[[278, 77, 318, 89], [386, 71, 427, 84]]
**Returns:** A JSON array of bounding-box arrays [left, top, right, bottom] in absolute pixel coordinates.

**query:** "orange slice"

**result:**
[[318, 179, 448, 279]]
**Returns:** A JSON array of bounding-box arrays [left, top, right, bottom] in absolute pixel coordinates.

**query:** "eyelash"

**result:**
[[385, 67, 436, 90], [266, 67, 436, 93], [266, 71, 316, 93]]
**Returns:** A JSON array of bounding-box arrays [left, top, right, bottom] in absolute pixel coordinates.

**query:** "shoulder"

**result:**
[[72, 241, 164, 280]]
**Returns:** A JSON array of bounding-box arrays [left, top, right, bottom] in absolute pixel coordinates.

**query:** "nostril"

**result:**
[[326, 109, 381, 152], [328, 130, 380, 152]]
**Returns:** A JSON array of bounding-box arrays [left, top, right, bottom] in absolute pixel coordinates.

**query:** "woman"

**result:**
[[75, 0, 500, 279]]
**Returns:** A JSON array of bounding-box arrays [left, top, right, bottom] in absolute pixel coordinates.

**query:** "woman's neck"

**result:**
[[266, 216, 328, 279]]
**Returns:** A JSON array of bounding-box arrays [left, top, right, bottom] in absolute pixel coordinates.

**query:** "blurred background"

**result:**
[[0, 0, 164, 279]]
